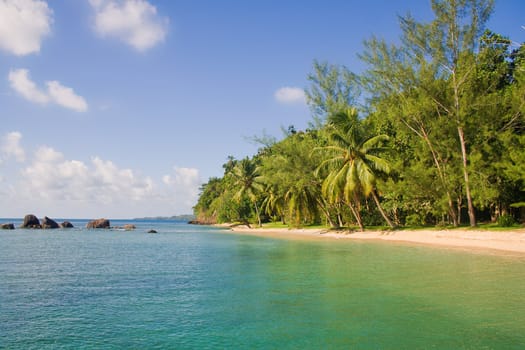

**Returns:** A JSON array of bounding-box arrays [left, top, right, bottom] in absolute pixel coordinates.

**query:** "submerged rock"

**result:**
[[147, 229, 157, 234], [0, 223, 15, 230], [86, 218, 110, 229], [20, 214, 41, 229], [42, 216, 60, 229], [61, 221, 74, 228]]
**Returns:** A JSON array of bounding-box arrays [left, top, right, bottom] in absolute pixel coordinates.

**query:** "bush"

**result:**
[[497, 214, 515, 227], [405, 213, 424, 227]]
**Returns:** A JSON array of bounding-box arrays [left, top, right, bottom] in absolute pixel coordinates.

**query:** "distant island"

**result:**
[[133, 214, 195, 221]]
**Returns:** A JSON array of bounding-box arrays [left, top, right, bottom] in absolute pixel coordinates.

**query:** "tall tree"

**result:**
[[363, 0, 495, 226], [316, 108, 395, 230], [230, 157, 264, 227]]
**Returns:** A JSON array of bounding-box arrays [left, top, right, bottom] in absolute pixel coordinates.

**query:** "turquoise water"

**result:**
[[1, 220, 524, 349]]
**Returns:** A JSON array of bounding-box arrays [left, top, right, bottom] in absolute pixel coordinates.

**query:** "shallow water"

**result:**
[[1, 220, 524, 349]]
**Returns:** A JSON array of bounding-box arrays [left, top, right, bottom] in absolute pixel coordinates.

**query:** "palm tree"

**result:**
[[316, 108, 395, 230], [230, 157, 264, 227], [261, 184, 286, 224], [284, 179, 320, 227]]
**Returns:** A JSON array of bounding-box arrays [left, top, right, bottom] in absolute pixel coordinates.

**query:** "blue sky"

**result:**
[[1, 0, 523, 219]]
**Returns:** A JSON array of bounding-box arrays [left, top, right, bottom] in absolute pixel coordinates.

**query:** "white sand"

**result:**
[[221, 225, 525, 255]]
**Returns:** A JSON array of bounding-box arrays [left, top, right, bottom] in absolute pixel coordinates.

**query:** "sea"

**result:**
[[1, 219, 524, 349]]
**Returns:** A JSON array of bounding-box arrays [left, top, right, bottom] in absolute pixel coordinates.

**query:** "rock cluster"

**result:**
[[9, 214, 75, 229], [2, 215, 159, 234], [86, 218, 110, 229]]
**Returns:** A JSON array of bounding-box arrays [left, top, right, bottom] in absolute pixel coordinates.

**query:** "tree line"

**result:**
[[194, 0, 525, 230]]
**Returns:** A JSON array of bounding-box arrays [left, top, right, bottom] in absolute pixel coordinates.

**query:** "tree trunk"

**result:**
[[347, 200, 364, 231], [457, 126, 476, 226], [254, 201, 262, 227], [420, 128, 459, 226], [457, 196, 462, 225], [371, 191, 396, 229], [316, 198, 337, 228]]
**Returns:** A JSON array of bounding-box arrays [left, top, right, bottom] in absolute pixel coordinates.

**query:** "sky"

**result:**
[[1, 0, 524, 219]]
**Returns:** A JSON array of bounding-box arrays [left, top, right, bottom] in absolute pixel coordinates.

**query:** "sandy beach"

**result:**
[[218, 225, 525, 255]]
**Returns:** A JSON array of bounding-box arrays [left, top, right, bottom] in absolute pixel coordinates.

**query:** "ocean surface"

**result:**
[[1, 219, 524, 349]]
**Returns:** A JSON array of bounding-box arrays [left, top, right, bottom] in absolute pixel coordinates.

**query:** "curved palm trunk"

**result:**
[[347, 200, 364, 231], [371, 191, 395, 229], [316, 198, 337, 228], [254, 201, 262, 227]]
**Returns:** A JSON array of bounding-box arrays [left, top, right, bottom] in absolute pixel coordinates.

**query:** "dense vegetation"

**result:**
[[194, 0, 525, 230]]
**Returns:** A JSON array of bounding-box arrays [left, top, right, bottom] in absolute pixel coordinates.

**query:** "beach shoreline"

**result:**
[[215, 224, 525, 255]]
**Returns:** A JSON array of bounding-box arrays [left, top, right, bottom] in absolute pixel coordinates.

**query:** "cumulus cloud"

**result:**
[[162, 166, 201, 208], [0, 0, 52, 55], [21, 146, 154, 202], [8, 68, 88, 112], [90, 0, 168, 51], [1, 131, 25, 163], [274, 86, 306, 104], [0, 132, 201, 217]]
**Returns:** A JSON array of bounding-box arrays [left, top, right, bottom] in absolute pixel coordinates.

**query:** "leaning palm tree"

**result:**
[[230, 157, 264, 227], [316, 108, 395, 230]]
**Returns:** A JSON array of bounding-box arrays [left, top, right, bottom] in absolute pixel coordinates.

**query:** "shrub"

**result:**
[[497, 214, 515, 227], [405, 213, 424, 227]]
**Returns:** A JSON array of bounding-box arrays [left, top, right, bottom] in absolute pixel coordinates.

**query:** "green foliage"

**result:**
[[405, 213, 425, 227], [194, 0, 524, 231], [497, 214, 515, 227]]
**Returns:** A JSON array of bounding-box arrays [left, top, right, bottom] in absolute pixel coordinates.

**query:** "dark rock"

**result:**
[[86, 218, 110, 229], [41, 216, 60, 229], [1, 223, 15, 230], [21, 214, 41, 229], [188, 220, 209, 225], [60, 221, 74, 228], [147, 229, 157, 233]]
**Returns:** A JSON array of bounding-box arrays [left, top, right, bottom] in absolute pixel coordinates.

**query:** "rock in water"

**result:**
[[123, 224, 136, 231], [147, 229, 157, 233], [42, 216, 60, 229], [21, 214, 41, 229], [0, 223, 15, 230], [86, 218, 110, 229], [61, 221, 74, 228]]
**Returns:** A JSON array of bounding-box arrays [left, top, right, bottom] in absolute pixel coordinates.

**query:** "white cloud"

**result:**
[[8, 68, 88, 112], [8, 68, 49, 104], [21, 146, 154, 202], [162, 166, 201, 208], [47, 81, 88, 112], [274, 86, 306, 104], [0, 0, 52, 55], [1, 131, 25, 163], [0, 132, 201, 217], [90, 0, 168, 51]]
